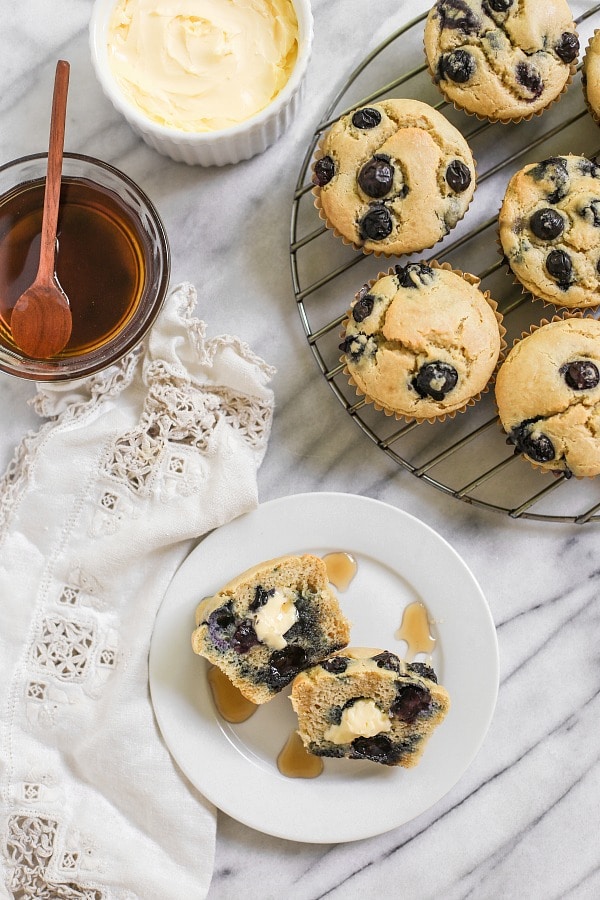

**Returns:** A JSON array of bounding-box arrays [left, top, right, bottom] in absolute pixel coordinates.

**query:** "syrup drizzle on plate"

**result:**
[[277, 729, 324, 779], [395, 601, 436, 661], [323, 551, 357, 591], [207, 666, 257, 723]]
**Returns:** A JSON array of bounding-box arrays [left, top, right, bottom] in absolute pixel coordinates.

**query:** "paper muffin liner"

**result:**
[[310, 110, 477, 259], [423, 37, 578, 125], [582, 29, 600, 127], [495, 223, 600, 314], [493, 311, 600, 479], [339, 259, 506, 425]]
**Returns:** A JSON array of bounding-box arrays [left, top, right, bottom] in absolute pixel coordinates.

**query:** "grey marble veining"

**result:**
[[2, 0, 600, 897]]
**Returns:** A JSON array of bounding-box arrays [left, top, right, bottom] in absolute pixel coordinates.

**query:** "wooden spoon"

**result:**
[[10, 60, 72, 359]]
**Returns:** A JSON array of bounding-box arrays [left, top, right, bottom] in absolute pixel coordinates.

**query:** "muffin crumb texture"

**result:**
[[290, 648, 450, 767], [583, 29, 600, 123]]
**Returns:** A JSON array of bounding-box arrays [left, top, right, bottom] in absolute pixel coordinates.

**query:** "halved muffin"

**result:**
[[290, 647, 450, 767], [192, 554, 350, 703]]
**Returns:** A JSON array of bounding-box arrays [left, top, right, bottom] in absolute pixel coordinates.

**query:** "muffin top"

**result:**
[[340, 262, 502, 420], [495, 318, 600, 477], [312, 98, 476, 256], [499, 155, 600, 309], [583, 30, 600, 121], [424, 0, 579, 122]]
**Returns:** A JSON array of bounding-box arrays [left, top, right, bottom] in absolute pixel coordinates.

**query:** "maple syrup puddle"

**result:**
[[323, 551, 357, 591], [277, 730, 324, 779], [207, 666, 257, 723], [395, 601, 436, 661]]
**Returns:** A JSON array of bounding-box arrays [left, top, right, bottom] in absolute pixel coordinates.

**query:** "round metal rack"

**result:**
[[290, 4, 600, 524]]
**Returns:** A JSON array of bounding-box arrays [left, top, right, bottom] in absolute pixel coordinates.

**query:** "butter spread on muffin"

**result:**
[[290, 648, 450, 767], [192, 554, 350, 704]]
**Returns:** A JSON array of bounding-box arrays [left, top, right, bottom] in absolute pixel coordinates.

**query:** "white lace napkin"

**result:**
[[0, 282, 275, 900]]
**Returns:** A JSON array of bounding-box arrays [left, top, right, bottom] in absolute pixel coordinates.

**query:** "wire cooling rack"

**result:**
[[290, 3, 600, 524]]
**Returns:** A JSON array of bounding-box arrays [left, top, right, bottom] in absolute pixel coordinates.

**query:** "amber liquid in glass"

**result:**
[[0, 177, 147, 356]]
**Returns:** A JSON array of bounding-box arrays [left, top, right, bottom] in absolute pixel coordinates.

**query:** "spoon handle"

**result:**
[[37, 59, 70, 283]]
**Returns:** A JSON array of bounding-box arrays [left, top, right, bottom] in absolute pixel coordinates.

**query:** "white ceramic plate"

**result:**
[[149, 492, 498, 843]]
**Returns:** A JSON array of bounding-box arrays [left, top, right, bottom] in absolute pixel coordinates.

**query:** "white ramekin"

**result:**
[[89, 0, 314, 167]]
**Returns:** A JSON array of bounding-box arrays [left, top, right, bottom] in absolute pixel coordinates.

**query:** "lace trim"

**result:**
[[1, 298, 275, 538], [0, 286, 272, 897], [143, 379, 272, 449], [5, 815, 103, 899], [32, 617, 96, 683], [100, 377, 272, 497], [30, 351, 141, 421], [0, 352, 140, 544], [153, 282, 276, 380]]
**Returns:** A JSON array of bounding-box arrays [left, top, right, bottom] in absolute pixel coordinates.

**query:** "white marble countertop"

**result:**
[[2, 1, 600, 897]]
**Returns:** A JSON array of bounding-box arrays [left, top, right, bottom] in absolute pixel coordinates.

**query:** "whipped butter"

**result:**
[[252, 588, 298, 650], [324, 699, 392, 745], [107, 0, 299, 132]]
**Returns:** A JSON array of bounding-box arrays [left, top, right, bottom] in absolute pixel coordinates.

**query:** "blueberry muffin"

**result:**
[[495, 317, 600, 477], [192, 555, 351, 704], [290, 648, 450, 768], [312, 98, 476, 256], [340, 262, 504, 421], [499, 155, 600, 309], [583, 30, 600, 125], [424, 0, 579, 123]]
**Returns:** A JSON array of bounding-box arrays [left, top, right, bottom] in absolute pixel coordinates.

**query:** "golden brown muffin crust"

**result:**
[[495, 318, 600, 477], [424, 0, 578, 122]]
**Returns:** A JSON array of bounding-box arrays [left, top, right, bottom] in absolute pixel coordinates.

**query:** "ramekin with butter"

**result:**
[[89, 0, 313, 166]]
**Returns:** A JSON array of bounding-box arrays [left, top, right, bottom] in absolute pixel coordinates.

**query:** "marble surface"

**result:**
[[2, 1, 600, 897]]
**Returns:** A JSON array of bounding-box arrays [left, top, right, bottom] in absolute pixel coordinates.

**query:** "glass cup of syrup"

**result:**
[[0, 152, 170, 380]]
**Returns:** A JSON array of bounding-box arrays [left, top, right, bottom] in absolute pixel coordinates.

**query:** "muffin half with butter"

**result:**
[[192, 555, 350, 703], [290, 648, 450, 767]]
